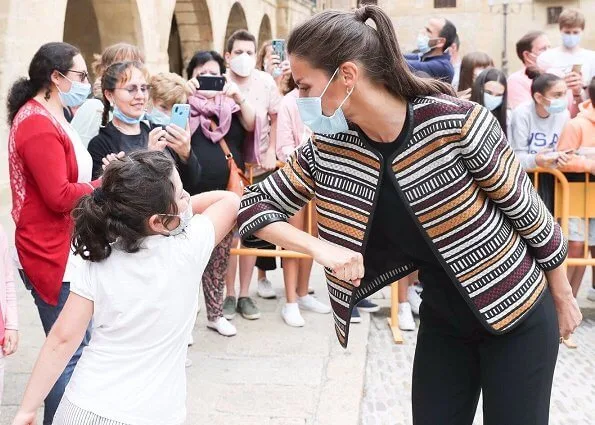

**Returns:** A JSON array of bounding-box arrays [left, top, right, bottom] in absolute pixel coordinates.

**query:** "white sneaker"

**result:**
[[282, 303, 305, 327], [207, 317, 237, 337], [407, 285, 422, 315], [398, 302, 416, 331], [587, 287, 595, 302], [185, 357, 193, 368], [257, 278, 276, 299], [298, 295, 332, 314]]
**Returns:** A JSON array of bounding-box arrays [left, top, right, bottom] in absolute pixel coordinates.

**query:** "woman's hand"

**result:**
[[186, 77, 200, 94], [545, 267, 582, 339], [457, 88, 472, 101], [101, 151, 125, 170], [3, 329, 19, 355], [265, 54, 282, 76], [148, 126, 168, 152], [11, 410, 36, 425], [536, 149, 575, 168], [310, 240, 365, 286], [164, 122, 192, 162]]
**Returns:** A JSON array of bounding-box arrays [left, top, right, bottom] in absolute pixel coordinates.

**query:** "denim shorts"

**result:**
[[568, 218, 595, 246]]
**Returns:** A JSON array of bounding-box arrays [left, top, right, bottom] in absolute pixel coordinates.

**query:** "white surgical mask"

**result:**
[[230, 53, 255, 77], [161, 192, 193, 236]]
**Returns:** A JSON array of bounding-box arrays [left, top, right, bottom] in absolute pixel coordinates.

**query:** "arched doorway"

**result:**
[[63, 0, 144, 81], [63, 0, 101, 80], [168, 14, 183, 75], [224, 2, 249, 51], [172, 0, 213, 78], [258, 14, 273, 48]]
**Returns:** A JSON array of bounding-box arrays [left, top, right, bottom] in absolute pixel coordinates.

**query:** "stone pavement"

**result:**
[[0, 265, 371, 425], [361, 282, 595, 425], [2, 263, 594, 425]]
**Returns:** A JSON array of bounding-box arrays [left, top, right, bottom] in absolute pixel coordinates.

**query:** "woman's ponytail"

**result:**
[[7, 78, 37, 124], [287, 5, 454, 101], [72, 191, 112, 262]]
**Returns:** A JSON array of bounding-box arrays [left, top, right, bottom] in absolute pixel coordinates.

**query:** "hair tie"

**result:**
[[93, 188, 107, 204], [354, 6, 370, 23]]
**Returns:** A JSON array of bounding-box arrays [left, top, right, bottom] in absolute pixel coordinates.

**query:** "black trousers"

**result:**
[[412, 289, 559, 425]]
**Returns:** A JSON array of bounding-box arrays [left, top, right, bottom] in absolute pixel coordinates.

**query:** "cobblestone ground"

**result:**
[[361, 285, 595, 425]]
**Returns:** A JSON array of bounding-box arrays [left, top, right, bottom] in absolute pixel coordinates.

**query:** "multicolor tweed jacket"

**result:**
[[238, 94, 567, 347]]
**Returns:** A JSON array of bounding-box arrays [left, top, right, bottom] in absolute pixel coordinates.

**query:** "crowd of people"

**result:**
[[0, 4, 591, 425]]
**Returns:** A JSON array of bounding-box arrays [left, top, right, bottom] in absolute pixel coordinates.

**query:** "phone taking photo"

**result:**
[[272, 39, 286, 62], [571, 64, 582, 74], [197, 75, 226, 91], [169, 104, 190, 129]]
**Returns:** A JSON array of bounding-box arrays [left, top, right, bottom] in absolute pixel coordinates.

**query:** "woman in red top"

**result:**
[[7, 42, 100, 425]]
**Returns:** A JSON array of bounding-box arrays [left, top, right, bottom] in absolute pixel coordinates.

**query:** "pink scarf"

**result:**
[[188, 93, 240, 143]]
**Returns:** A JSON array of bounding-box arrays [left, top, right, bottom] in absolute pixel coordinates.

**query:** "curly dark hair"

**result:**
[[7, 42, 80, 124], [72, 151, 178, 262]]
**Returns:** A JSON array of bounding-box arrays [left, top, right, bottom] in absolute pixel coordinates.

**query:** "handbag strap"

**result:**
[[210, 120, 233, 160]]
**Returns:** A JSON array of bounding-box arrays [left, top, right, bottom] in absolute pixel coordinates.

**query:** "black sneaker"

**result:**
[[357, 298, 380, 313], [350, 307, 362, 323]]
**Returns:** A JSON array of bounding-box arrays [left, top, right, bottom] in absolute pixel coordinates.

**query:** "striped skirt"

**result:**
[[52, 396, 129, 425]]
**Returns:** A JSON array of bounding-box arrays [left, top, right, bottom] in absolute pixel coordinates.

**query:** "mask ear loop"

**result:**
[[320, 67, 341, 98], [337, 86, 354, 110]]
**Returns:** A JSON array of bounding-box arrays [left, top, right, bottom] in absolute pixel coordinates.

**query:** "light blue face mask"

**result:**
[[545, 97, 568, 114], [296, 67, 353, 135], [562, 33, 581, 49], [416, 34, 432, 55], [146, 108, 170, 126], [57, 73, 91, 108], [483, 93, 503, 111], [113, 105, 144, 125]]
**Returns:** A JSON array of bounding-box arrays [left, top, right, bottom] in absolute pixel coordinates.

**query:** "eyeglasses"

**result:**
[[115, 85, 151, 96], [66, 69, 89, 83]]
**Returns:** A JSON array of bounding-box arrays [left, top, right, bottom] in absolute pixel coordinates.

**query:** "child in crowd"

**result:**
[[12, 151, 239, 425], [556, 77, 595, 302], [1, 222, 18, 406]]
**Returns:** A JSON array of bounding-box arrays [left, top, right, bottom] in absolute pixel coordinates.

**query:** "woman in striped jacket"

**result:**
[[237, 6, 582, 425]]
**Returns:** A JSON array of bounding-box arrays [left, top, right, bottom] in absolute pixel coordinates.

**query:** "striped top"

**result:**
[[238, 94, 567, 348]]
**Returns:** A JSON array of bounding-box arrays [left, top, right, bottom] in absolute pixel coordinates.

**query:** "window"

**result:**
[[434, 0, 456, 8], [547, 7, 563, 25]]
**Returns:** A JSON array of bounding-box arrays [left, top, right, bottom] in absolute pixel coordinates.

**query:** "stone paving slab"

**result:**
[[1, 265, 370, 425], [361, 280, 595, 425]]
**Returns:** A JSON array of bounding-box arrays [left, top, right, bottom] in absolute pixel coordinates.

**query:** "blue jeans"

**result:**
[[20, 271, 91, 425]]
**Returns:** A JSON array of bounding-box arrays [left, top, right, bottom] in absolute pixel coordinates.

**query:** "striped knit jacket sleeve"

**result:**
[[460, 104, 567, 270], [238, 139, 316, 247]]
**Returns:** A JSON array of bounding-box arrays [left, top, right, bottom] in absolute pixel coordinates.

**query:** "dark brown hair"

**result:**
[[72, 151, 178, 262], [100, 61, 149, 126], [458, 51, 494, 92], [471, 68, 508, 132], [516, 31, 546, 63], [287, 5, 454, 99], [525, 66, 563, 98], [226, 29, 256, 54], [7, 42, 80, 124]]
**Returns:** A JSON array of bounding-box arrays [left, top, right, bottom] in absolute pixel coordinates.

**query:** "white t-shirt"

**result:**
[[71, 98, 105, 149], [509, 101, 570, 170], [65, 215, 216, 425], [537, 47, 595, 87], [59, 120, 93, 282]]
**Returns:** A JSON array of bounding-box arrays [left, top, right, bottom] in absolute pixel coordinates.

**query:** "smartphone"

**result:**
[[571, 64, 582, 74], [272, 39, 286, 62], [197, 75, 226, 91], [169, 104, 190, 129]]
